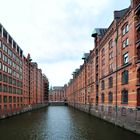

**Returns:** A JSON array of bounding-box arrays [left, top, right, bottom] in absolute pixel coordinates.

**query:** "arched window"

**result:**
[[137, 88, 140, 106], [101, 93, 105, 103], [121, 89, 128, 104], [108, 92, 113, 103], [108, 77, 113, 88], [101, 80, 105, 90], [122, 70, 128, 84], [137, 68, 140, 84]]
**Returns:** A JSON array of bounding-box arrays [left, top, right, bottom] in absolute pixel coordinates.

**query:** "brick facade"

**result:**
[[65, 0, 140, 134], [0, 23, 49, 118], [49, 86, 66, 102]]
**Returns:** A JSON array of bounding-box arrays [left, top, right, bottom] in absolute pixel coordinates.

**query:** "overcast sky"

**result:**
[[0, 0, 130, 86]]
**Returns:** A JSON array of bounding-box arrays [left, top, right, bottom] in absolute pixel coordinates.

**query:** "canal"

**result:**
[[0, 106, 140, 140]]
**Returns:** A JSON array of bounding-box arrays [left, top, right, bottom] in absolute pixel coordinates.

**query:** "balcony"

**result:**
[[135, 3, 140, 15], [136, 21, 140, 31]]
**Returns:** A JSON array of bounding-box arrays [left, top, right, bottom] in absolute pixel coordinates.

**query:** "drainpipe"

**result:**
[[115, 23, 118, 121], [29, 61, 30, 105]]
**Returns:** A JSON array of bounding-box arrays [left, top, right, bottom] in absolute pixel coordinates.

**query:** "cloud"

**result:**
[[39, 60, 83, 86], [0, 0, 130, 86]]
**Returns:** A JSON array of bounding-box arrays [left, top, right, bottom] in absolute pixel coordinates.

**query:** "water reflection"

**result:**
[[0, 106, 139, 140]]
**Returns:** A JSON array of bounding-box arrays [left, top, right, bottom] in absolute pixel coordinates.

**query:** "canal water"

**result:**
[[0, 106, 140, 140]]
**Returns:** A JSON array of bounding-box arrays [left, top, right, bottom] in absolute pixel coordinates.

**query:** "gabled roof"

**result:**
[[91, 8, 129, 38], [91, 28, 107, 38], [114, 8, 129, 19]]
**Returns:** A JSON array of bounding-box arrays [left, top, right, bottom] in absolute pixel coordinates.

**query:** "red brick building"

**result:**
[[66, 0, 140, 133], [49, 86, 66, 102], [0, 23, 49, 118], [0, 24, 23, 115], [43, 74, 49, 104]]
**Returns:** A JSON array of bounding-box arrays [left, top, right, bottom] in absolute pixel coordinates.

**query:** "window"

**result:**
[[17, 97, 19, 102], [14, 104, 16, 109], [109, 39, 113, 49], [137, 88, 140, 106], [9, 104, 12, 110], [2, 54, 8, 63], [101, 48, 105, 56], [0, 95, 1, 103], [8, 59, 12, 66], [137, 46, 140, 60], [101, 80, 105, 90], [14, 97, 16, 103], [109, 63, 113, 72], [3, 44, 8, 53], [9, 96, 12, 103], [122, 24, 129, 36], [3, 84, 7, 92], [4, 55, 8, 63], [122, 28, 125, 36], [2, 64, 8, 73], [123, 53, 129, 64], [0, 51, 2, 58], [0, 41, 2, 48], [9, 86, 12, 93], [108, 92, 113, 103], [9, 77, 12, 84], [4, 105, 7, 111], [20, 97, 23, 102], [8, 49, 12, 57], [137, 68, 140, 84], [126, 24, 129, 33], [8, 67, 12, 74], [13, 87, 16, 94], [109, 51, 113, 59], [0, 84, 2, 92], [108, 77, 113, 88], [3, 74, 8, 83], [122, 70, 128, 84], [4, 65, 7, 73], [121, 89, 128, 104], [0, 73, 2, 81], [102, 58, 105, 65], [102, 69, 105, 77], [122, 38, 129, 48], [101, 93, 105, 103], [0, 62, 2, 70], [3, 96, 7, 103]]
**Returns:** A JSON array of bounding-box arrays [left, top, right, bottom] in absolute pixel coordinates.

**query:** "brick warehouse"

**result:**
[[49, 86, 66, 102], [0, 23, 49, 119], [65, 0, 140, 134]]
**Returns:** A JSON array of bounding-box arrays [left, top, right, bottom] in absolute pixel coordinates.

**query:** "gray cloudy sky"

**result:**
[[0, 0, 130, 86]]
